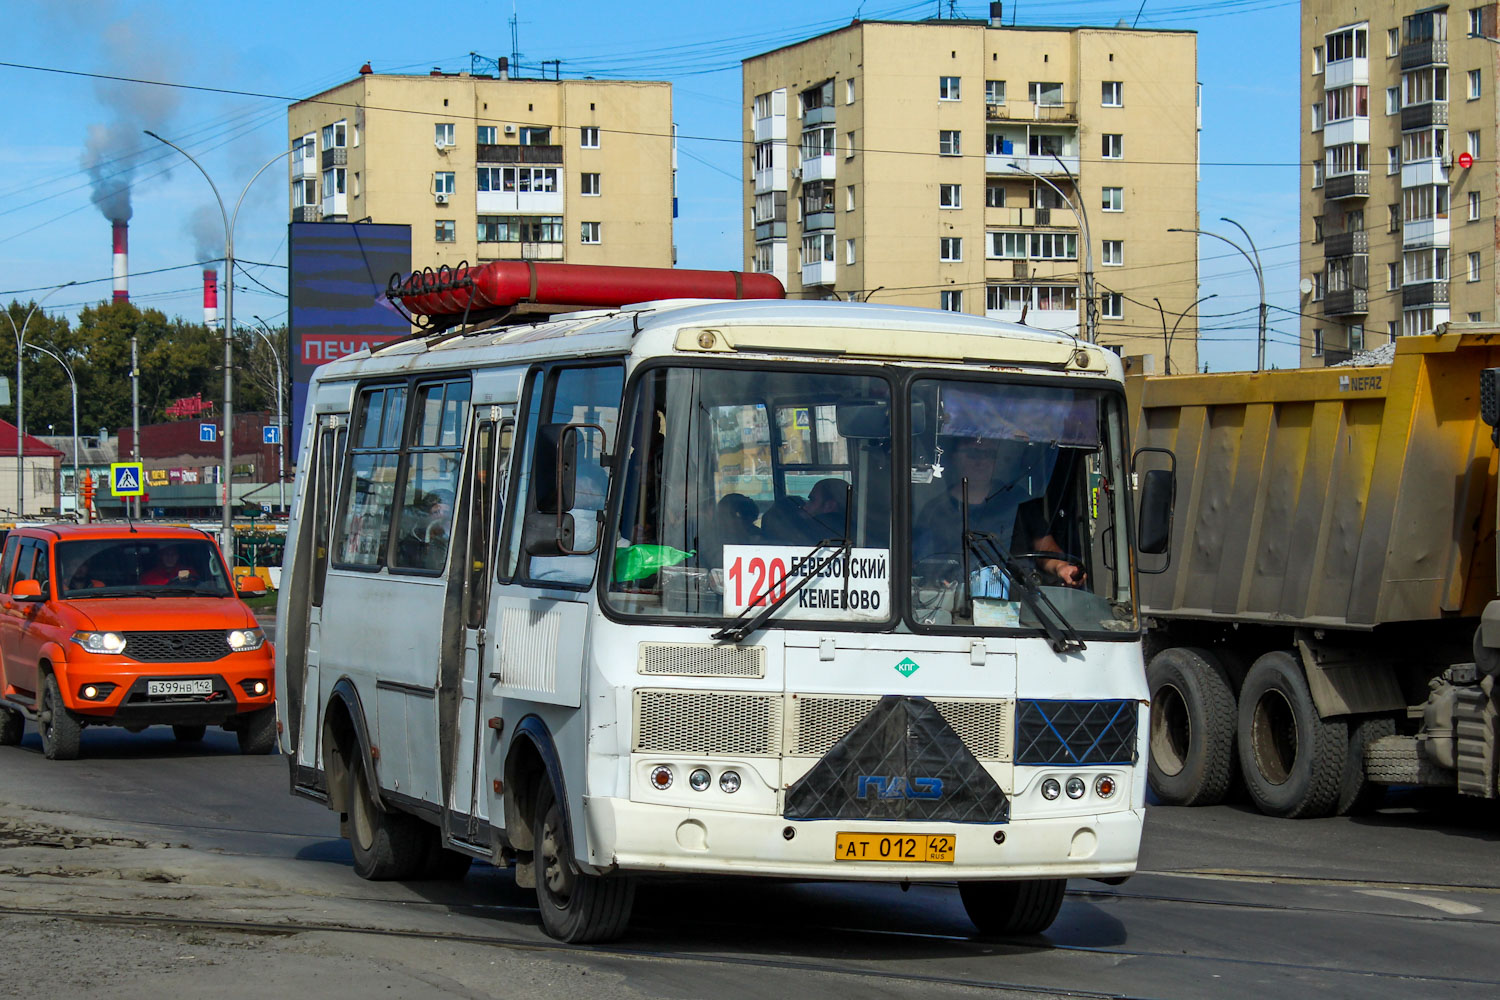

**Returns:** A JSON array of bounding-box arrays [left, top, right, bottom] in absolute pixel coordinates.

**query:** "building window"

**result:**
[[1312, 271, 1325, 300], [435, 122, 455, 147], [1101, 292, 1123, 319], [939, 76, 961, 100], [435, 220, 455, 243], [1388, 146, 1400, 174], [580, 126, 600, 148], [1387, 27, 1399, 55], [986, 179, 1005, 208], [476, 215, 563, 243], [1327, 26, 1367, 61], [1102, 240, 1123, 266], [1473, 7, 1487, 36], [581, 173, 600, 196], [476, 125, 497, 145], [1313, 45, 1323, 74], [1386, 86, 1400, 114], [1470, 312, 1484, 322], [1310, 103, 1325, 131], [1028, 232, 1077, 260], [846, 185, 855, 211], [846, 78, 855, 104], [1101, 81, 1122, 107], [581, 221, 601, 244], [351, 172, 361, 197], [518, 127, 551, 145], [939, 130, 962, 156], [846, 131, 857, 158], [433, 171, 455, 195], [988, 231, 1026, 259], [1029, 81, 1063, 106], [1468, 129, 1482, 157], [845, 238, 856, 264], [1387, 262, 1399, 290], [1313, 161, 1324, 187], [1325, 85, 1370, 122], [986, 80, 1005, 105], [1470, 251, 1482, 280], [1470, 69, 1483, 99], [801, 232, 836, 265], [1314, 215, 1324, 242], [1388, 321, 1400, 340], [800, 78, 835, 115], [939, 237, 963, 262], [940, 290, 963, 312], [295, 178, 317, 206], [1350, 325, 1365, 352], [1102, 133, 1123, 159], [939, 183, 962, 208], [322, 120, 347, 149], [477, 166, 558, 193], [1102, 187, 1123, 212], [1389, 203, 1401, 231]]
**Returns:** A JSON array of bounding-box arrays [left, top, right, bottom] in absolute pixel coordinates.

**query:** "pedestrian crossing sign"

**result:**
[[110, 462, 145, 497]]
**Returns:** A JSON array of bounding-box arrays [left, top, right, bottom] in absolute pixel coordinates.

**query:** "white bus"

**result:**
[[276, 262, 1173, 943]]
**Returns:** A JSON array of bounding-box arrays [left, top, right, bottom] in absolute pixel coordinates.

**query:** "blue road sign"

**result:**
[[263, 425, 281, 445], [200, 423, 217, 443]]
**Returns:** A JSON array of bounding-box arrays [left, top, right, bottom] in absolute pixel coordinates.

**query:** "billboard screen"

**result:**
[[287, 221, 412, 455]]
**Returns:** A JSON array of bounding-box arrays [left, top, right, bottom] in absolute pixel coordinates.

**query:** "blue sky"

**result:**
[[0, 0, 1301, 371]]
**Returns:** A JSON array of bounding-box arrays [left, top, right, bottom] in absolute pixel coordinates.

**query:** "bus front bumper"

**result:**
[[582, 797, 1143, 881]]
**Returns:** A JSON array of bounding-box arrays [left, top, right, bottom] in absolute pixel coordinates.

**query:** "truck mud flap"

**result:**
[[784, 695, 1010, 823]]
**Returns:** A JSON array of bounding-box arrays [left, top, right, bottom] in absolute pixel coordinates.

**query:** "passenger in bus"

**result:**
[[761, 478, 849, 544], [715, 493, 762, 545], [914, 437, 1082, 585]]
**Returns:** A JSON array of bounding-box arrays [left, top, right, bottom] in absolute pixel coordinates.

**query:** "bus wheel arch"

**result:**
[[504, 717, 567, 854], [322, 679, 377, 815]]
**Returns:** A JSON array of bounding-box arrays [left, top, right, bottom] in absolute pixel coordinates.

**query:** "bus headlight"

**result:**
[[1065, 776, 1087, 799], [1040, 778, 1061, 800], [1095, 775, 1117, 799], [719, 770, 741, 794], [226, 628, 266, 651], [688, 768, 711, 791], [71, 631, 127, 654], [648, 765, 673, 790]]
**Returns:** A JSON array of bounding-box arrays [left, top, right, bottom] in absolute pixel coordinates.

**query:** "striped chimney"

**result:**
[[203, 268, 219, 325], [112, 220, 128, 302]]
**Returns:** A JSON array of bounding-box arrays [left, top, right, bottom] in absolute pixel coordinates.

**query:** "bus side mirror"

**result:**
[[532, 423, 577, 515], [523, 511, 575, 556], [1133, 447, 1176, 570]]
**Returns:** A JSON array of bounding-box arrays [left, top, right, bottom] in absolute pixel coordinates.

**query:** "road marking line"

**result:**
[[1357, 889, 1482, 915]]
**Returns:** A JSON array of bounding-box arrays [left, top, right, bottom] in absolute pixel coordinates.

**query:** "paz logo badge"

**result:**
[[894, 657, 921, 678]]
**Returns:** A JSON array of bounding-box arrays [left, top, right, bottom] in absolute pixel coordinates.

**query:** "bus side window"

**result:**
[[466, 417, 513, 627]]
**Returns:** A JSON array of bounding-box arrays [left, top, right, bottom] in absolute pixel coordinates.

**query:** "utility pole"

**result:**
[[131, 334, 140, 518]]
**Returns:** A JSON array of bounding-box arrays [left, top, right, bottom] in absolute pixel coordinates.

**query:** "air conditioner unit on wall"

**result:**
[[504, 124, 517, 134], [435, 193, 449, 205]]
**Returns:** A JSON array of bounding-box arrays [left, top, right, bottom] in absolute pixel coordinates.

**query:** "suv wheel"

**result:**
[[40, 673, 82, 761], [0, 706, 23, 746], [236, 707, 277, 755]]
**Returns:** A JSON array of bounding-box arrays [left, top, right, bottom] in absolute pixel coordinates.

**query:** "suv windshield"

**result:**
[[909, 378, 1135, 636], [57, 538, 233, 599], [606, 366, 894, 623]]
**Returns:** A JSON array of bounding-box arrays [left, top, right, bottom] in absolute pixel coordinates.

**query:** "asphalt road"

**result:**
[[1, 725, 1498, 999]]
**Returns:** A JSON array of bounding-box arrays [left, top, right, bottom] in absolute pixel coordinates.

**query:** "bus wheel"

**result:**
[[959, 879, 1067, 936], [1237, 651, 1348, 818], [531, 781, 634, 943], [348, 760, 427, 880], [1146, 647, 1237, 806]]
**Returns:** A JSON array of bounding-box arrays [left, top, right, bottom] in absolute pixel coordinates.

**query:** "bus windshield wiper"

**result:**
[[963, 528, 1085, 654], [712, 536, 850, 643]]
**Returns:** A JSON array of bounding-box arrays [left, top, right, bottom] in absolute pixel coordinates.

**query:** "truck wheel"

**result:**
[[531, 781, 634, 943], [1337, 716, 1396, 815], [0, 706, 23, 746], [172, 724, 207, 743], [1237, 651, 1348, 818], [236, 707, 277, 755], [1146, 647, 1237, 806], [958, 879, 1067, 936], [348, 760, 427, 880], [39, 673, 82, 761]]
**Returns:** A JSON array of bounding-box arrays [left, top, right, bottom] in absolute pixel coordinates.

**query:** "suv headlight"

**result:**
[[226, 628, 266, 651], [71, 631, 127, 654]]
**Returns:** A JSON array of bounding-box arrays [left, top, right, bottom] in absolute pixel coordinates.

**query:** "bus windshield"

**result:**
[[909, 377, 1136, 636], [606, 366, 895, 623]]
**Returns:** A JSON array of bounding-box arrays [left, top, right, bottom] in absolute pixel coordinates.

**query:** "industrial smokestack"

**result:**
[[203, 268, 218, 326], [990, 2, 1004, 27], [113, 220, 128, 303]]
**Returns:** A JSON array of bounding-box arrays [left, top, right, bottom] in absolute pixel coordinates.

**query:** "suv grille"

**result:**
[[122, 631, 230, 663]]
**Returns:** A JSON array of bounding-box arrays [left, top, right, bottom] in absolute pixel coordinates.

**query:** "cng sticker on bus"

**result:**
[[894, 657, 921, 677], [722, 544, 889, 621]]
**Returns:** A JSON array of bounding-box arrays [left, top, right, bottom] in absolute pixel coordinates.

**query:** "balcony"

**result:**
[[1403, 215, 1451, 247], [320, 147, 347, 169], [1323, 230, 1368, 257], [986, 152, 1081, 177], [754, 115, 786, 142], [800, 153, 836, 182], [985, 305, 1079, 335], [1323, 287, 1369, 316], [986, 101, 1078, 123], [754, 220, 787, 241], [801, 259, 836, 287], [1325, 57, 1370, 89], [1401, 101, 1448, 131], [1401, 158, 1450, 188], [477, 188, 565, 215], [1402, 280, 1450, 307], [755, 165, 788, 194], [802, 105, 836, 127], [293, 156, 318, 180], [291, 205, 321, 223], [1324, 117, 1371, 146], [477, 144, 563, 164], [987, 207, 1078, 228], [1324, 172, 1369, 200], [803, 210, 835, 231], [1400, 38, 1448, 70]]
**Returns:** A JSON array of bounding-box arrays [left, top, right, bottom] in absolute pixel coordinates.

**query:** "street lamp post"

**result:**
[[27, 343, 77, 516], [249, 316, 286, 513], [2, 280, 75, 516], [1168, 219, 1266, 371], [1153, 294, 1217, 376], [1005, 155, 1095, 342], [145, 132, 296, 553]]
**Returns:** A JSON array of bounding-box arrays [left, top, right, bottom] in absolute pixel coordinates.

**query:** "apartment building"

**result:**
[[1301, 3, 1499, 365], [742, 11, 1201, 373], [287, 67, 675, 270]]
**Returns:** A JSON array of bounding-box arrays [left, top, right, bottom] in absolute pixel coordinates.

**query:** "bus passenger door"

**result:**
[[290, 416, 345, 779], [448, 412, 511, 841]]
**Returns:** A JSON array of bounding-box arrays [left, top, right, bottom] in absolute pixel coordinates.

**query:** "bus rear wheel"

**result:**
[[959, 879, 1067, 936], [531, 782, 634, 943]]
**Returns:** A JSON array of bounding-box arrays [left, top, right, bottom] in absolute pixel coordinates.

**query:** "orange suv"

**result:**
[[0, 524, 274, 760]]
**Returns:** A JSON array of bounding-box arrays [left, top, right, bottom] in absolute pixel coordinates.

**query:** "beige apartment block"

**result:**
[[1300, 3, 1500, 366], [287, 69, 674, 271], [743, 14, 1201, 374]]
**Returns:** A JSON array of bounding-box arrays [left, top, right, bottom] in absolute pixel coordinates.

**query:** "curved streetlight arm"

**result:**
[[1168, 225, 1266, 371], [26, 341, 79, 514], [144, 131, 228, 239], [1005, 159, 1095, 342], [3, 279, 76, 516]]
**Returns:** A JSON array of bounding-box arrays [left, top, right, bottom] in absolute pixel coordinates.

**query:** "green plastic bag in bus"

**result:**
[[614, 544, 695, 583]]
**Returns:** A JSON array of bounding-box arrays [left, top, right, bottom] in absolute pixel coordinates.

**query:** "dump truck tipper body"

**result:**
[[1127, 330, 1500, 817]]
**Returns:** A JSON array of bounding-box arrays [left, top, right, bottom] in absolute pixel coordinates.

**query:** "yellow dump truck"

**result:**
[[1128, 327, 1500, 817]]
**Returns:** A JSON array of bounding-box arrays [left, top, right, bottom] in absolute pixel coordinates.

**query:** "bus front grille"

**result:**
[[637, 643, 766, 679], [789, 695, 1012, 761], [633, 689, 782, 756]]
